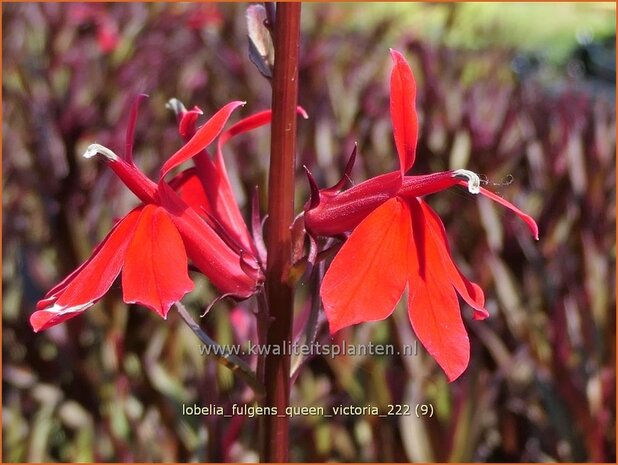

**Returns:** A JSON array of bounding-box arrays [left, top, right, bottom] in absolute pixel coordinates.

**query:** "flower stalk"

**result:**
[[259, 3, 301, 462], [175, 302, 265, 398]]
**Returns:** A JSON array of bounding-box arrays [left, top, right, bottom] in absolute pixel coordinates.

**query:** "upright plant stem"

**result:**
[[260, 3, 301, 462]]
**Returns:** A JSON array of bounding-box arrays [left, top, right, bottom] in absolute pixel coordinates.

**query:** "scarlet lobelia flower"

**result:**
[[304, 50, 539, 381], [31, 97, 265, 332]]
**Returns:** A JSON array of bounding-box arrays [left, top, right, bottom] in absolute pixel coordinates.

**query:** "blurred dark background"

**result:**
[[2, 3, 615, 462]]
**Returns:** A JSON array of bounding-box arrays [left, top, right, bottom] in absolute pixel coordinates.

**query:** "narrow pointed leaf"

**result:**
[[122, 205, 194, 318], [390, 49, 418, 174], [321, 198, 411, 333]]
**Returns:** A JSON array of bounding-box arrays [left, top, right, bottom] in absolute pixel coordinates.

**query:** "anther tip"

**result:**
[[83, 143, 119, 161], [83, 145, 98, 159]]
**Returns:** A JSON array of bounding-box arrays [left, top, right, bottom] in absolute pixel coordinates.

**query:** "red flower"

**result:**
[[304, 50, 539, 381], [31, 98, 264, 332]]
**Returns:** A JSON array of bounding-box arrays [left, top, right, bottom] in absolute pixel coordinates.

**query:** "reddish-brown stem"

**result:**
[[259, 3, 301, 462]]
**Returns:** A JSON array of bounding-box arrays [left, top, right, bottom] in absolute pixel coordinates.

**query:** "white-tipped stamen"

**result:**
[[83, 143, 119, 162], [453, 169, 481, 194], [165, 98, 191, 115]]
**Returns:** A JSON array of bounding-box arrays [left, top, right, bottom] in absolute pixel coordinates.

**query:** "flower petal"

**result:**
[[168, 168, 212, 213], [157, 181, 258, 298], [31, 208, 143, 332], [407, 199, 470, 381], [321, 198, 411, 333], [457, 181, 539, 240], [179, 106, 204, 140], [122, 205, 194, 318], [195, 107, 308, 255], [160, 101, 245, 178], [416, 199, 488, 320], [124, 93, 148, 164], [165, 98, 203, 141], [407, 271, 470, 382], [390, 49, 418, 175]]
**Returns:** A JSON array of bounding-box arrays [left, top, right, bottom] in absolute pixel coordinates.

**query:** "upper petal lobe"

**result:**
[[390, 49, 418, 175], [160, 101, 245, 178]]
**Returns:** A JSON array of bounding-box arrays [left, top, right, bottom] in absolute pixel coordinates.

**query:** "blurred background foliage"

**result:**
[[2, 2, 616, 462]]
